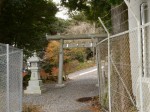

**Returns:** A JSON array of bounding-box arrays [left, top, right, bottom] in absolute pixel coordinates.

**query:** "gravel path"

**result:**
[[23, 66, 99, 112]]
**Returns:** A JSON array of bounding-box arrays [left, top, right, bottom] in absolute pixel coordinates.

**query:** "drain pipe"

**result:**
[[141, 2, 148, 77]]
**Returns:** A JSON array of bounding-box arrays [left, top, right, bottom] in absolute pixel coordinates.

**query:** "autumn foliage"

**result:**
[[45, 41, 60, 66], [43, 40, 88, 78], [43, 20, 96, 78]]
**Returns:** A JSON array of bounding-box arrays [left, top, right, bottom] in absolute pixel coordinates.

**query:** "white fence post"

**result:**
[[98, 17, 111, 112], [20, 50, 23, 112], [6, 44, 10, 112]]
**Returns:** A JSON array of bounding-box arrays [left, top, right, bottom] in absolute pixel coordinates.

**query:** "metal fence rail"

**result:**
[[0, 44, 23, 112]]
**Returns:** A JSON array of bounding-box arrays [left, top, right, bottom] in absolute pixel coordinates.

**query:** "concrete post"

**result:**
[[56, 39, 65, 87], [96, 38, 100, 87], [96, 46, 101, 103]]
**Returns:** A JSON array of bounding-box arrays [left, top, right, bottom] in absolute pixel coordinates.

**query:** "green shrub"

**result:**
[[23, 71, 31, 89]]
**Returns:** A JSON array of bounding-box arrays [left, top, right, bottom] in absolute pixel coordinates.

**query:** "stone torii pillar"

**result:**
[[56, 39, 65, 87]]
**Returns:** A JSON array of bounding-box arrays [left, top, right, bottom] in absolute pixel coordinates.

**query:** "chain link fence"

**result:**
[[96, 40, 109, 111], [0, 43, 23, 112], [96, 1, 150, 112], [110, 31, 137, 112], [97, 23, 141, 112]]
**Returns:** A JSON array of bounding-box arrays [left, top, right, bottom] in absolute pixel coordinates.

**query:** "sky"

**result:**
[[53, 0, 69, 20]]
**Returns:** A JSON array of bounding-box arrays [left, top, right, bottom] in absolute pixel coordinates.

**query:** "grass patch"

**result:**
[[65, 60, 96, 75], [23, 104, 42, 112]]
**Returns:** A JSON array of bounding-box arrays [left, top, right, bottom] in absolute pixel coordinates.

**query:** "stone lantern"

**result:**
[[24, 52, 44, 94]]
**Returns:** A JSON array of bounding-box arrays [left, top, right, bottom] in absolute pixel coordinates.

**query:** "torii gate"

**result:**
[[46, 34, 107, 87]]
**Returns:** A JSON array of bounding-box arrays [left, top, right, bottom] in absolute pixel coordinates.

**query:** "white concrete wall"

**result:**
[[128, 0, 143, 96], [128, 0, 150, 111]]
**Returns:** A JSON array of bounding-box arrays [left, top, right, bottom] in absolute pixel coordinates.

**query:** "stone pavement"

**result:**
[[23, 66, 99, 112]]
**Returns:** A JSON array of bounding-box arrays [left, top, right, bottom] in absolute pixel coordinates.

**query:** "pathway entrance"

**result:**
[[23, 67, 98, 112]]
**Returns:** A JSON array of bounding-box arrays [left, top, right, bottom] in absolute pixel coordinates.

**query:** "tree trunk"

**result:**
[[111, 3, 134, 112], [0, 0, 4, 41], [0, 0, 4, 15]]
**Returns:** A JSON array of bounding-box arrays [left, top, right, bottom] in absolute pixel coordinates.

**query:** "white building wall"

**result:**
[[128, 0, 143, 96], [128, 0, 150, 111]]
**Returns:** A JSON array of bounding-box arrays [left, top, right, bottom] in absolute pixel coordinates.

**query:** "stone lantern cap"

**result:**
[[27, 52, 41, 63]]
